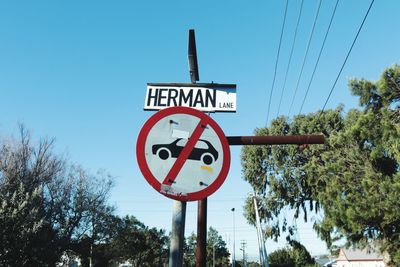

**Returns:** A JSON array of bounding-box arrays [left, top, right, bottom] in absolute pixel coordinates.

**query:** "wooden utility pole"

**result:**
[[240, 240, 247, 267]]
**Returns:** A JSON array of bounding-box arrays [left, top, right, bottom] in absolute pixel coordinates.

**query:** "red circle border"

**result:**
[[136, 107, 231, 201]]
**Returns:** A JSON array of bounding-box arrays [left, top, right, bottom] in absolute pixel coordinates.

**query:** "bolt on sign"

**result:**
[[136, 106, 230, 201], [144, 83, 237, 112]]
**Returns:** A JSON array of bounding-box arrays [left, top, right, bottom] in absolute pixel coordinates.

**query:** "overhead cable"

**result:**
[[288, 0, 323, 117], [320, 0, 375, 114], [266, 0, 289, 126], [277, 0, 305, 117], [298, 0, 340, 114]]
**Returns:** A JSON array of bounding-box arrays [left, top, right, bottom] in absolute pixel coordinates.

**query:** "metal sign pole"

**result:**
[[169, 201, 186, 267], [168, 27, 200, 267]]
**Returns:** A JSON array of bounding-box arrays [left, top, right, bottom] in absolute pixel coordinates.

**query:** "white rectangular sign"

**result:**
[[144, 84, 237, 112]]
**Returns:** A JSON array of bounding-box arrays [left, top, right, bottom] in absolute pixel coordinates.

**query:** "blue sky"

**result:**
[[1, 0, 399, 261]]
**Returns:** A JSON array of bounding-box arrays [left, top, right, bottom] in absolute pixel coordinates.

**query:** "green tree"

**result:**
[[241, 65, 400, 265], [267, 242, 314, 267], [72, 212, 121, 267], [183, 232, 197, 267], [268, 248, 294, 267], [247, 262, 261, 267], [183, 227, 230, 267], [106, 215, 169, 267], [206, 227, 230, 267], [289, 241, 314, 267], [0, 127, 114, 266]]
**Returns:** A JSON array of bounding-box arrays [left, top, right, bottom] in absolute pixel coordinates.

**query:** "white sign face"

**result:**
[[144, 84, 237, 112], [145, 114, 222, 196], [136, 107, 230, 201]]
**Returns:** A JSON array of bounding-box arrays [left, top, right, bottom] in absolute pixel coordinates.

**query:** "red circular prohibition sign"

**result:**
[[136, 106, 230, 201]]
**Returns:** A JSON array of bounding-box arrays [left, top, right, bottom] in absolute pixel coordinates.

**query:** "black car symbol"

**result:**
[[152, 138, 219, 165]]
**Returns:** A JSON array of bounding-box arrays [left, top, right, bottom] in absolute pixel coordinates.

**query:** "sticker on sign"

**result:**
[[136, 106, 230, 201], [144, 83, 236, 112]]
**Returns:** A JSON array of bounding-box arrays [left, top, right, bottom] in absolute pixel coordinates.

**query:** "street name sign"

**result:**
[[144, 83, 237, 112], [136, 106, 230, 201]]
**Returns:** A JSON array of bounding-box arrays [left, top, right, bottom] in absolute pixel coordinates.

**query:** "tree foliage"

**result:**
[[206, 227, 231, 267], [0, 128, 114, 266], [0, 128, 170, 267], [184, 232, 197, 267], [107, 215, 169, 267], [241, 65, 400, 265], [268, 241, 314, 267], [289, 241, 314, 267], [183, 227, 230, 267], [268, 248, 294, 267]]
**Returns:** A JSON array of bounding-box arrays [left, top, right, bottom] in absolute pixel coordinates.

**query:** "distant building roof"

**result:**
[[315, 257, 337, 267], [338, 248, 383, 261], [315, 257, 332, 266]]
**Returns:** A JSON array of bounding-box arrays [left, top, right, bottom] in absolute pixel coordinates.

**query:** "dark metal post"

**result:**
[[188, 29, 199, 83], [189, 28, 208, 267], [196, 198, 207, 267]]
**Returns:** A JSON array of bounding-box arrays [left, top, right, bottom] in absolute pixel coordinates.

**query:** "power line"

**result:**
[[320, 0, 375, 114], [298, 0, 340, 115], [277, 0, 305, 117], [288, 0, 323, 117], [266, 0, 289, 126]]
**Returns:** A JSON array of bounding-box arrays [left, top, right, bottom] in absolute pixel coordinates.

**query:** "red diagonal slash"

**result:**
[[162, 117, 209, 186]]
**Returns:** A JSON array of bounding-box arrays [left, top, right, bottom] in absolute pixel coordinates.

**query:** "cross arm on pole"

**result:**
[[226, 135, 325, 146]]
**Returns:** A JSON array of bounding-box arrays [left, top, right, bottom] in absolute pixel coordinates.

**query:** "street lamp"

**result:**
[[231, 208, 236, 267]]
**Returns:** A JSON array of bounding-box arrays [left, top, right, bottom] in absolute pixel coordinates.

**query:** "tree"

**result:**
[[183, 227, 230, 267], [72, 212, 121, 267], [183, 232, 197, 267], [206, 227, 230, 267], [0, 127, 114, 266], [106, 215, 169, 267], [288, 241, 314, 267], [268, 248, 294, 267], [135, 226, 169, 266], [241, 65, 400, 265], [267, 242, 314, 267], [247, 262, 261, 267], [234, 261, 264, 267]]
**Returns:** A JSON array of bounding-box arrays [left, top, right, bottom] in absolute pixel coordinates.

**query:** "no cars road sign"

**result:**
[[136, 106, 230, 201]]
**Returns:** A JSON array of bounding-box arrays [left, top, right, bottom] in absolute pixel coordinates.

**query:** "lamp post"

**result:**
[[231, 208, 236, 267]]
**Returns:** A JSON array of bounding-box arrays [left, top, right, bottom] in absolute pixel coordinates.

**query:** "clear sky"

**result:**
[[1, 0, 399, 262]]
